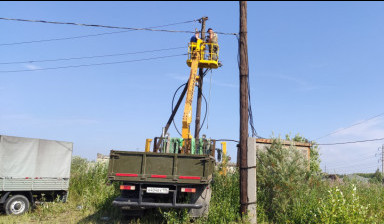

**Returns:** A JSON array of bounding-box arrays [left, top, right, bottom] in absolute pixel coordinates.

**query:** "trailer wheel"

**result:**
[[4, 195, 30, 215]]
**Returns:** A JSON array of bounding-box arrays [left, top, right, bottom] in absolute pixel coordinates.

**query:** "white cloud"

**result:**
[[319, 118, 384, 174], [23, 64, 42, 70]]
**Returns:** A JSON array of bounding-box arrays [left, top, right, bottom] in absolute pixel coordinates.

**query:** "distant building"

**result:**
[[255, 138, 311, 161], [96, 153, 109, 163]]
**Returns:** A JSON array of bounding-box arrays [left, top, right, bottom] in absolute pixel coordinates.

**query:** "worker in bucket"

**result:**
[[206, 28, 218, 61], [190, 30, 204, 59], [190, 30, 200, 43]]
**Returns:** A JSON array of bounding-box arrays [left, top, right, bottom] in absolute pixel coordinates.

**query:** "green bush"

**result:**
[[256, 135, 384, 224], [69, 156, 120, 212], [257, 138, 317, 223], [311, 184, 376, 223], [206, 165, 242, 223]]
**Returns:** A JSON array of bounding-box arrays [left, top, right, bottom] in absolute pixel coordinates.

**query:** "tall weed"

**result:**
[[206, 167, 242, 223], [69, 156, 120, 212]]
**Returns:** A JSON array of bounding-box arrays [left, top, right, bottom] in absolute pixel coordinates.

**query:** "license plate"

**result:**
[[146, 187, 169, 194]]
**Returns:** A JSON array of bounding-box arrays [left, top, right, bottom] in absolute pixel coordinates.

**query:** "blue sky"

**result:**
[[1, 2, 383, 174]]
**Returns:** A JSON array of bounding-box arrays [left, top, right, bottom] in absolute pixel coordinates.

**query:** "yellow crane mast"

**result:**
[[182, 39, 202, 140], [182, 39, 219, 152]]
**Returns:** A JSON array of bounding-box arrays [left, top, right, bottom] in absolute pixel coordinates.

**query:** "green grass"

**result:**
[[1, 151, 384, 224]]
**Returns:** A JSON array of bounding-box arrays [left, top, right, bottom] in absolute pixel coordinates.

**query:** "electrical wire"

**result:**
[[206, 70, 212, 129], [197, 69, 212, 133], [170, 69, 210, 136], [0, 17, 238, 36], [0, 46, 185, 65], [200, 93, 208, 133], [0, 30, 134, 46], [0, 19, 198, 46], [318, 137, 384, 146], [215, 139, 239, 143], [315, 112, 384, 140], [236, 35, 258, 137], [171, 82, 187, 136], [0, 53, 186, 73]]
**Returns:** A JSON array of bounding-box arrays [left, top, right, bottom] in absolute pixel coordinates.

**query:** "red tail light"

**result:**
[[120, 185, 136, 190], [181, 188, 196, 193], [150, 175, 167, 178], [179, 176, 201, 180], [116, 173, 138, 177]]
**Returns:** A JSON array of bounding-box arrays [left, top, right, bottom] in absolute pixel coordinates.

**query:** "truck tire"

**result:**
[[4, 195, 30, 215], [189, 185, 212, 218]]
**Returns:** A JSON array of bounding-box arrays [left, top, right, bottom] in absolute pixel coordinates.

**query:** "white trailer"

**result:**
[[0, 135, 73, 215]]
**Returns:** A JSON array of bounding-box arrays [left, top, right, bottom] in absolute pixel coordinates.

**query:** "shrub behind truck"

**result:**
[[107, 149, 216, 217], [0, 135, 73, 215]]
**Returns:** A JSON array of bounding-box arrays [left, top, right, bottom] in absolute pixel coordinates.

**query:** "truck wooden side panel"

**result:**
[[108, 150, 215, 184], [0, 178, 69, 191]]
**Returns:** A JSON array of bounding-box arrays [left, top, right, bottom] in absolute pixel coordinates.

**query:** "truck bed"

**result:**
[[108, 151, 215, 184]]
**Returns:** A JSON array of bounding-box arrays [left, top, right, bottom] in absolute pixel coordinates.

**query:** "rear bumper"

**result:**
[[113, 196, 202, 209]]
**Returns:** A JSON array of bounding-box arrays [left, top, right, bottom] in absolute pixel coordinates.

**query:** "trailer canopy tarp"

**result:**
[[0, 135, 73, 178]]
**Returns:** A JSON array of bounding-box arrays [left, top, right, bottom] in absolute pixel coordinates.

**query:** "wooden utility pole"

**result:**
[[239, 0, 249, 216], [194, 16, 208, 140]]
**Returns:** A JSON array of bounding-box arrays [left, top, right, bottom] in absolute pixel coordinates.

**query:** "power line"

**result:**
[[0, 46, 185, 64], [0, 30, 129, 46], [318, 137, 384, 146], [0, 19, 198, 46], [215, 139, 239, 143], [315, 112, 384, 140], [0, 17, 238, 36], [0, 53, 186, 73]]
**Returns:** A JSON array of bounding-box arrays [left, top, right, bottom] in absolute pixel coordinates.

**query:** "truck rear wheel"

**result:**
[[189, 185, 212, 218], [4, 195, 30, 215]]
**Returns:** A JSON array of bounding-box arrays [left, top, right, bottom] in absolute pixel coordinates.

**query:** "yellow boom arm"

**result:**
[[181, 39, 203, 140]]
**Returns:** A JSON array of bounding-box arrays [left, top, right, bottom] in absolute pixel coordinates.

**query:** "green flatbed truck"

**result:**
[[107, 148, 216, 217]]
